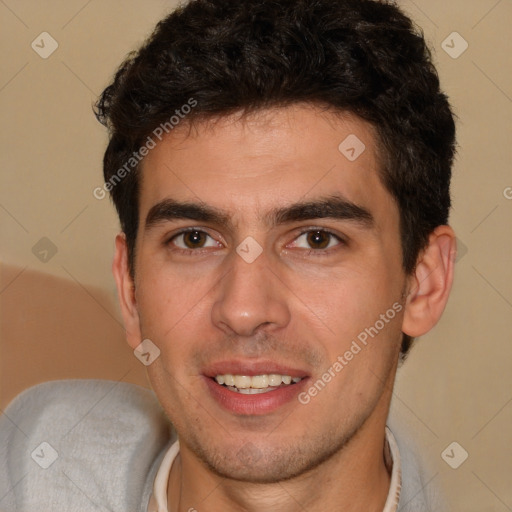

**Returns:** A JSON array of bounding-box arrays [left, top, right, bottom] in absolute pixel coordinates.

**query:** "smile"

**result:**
[[214, 374, 303, 394]]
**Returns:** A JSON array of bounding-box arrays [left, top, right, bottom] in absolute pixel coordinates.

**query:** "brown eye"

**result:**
[[306, 230, 331, 249], [182, 230, 207, 248], [170, 230, 219, 250], [291, 229, 343, 251]]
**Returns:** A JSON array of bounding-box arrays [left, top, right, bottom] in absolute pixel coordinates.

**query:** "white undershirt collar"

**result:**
[[148, 426, 402, 512]]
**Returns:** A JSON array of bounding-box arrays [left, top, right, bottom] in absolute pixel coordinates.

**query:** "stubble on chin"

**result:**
[[177, 405, 374, 485]]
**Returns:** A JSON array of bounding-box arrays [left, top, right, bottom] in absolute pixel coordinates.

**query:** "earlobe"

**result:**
[[112, 233, 142, 349], [402, 225, 456, 337]]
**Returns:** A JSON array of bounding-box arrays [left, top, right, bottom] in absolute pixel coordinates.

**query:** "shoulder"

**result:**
[[0, 379, 173, 512]]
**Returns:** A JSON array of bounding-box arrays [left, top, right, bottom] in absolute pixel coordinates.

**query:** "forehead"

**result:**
[[138, 104, 392, 223]]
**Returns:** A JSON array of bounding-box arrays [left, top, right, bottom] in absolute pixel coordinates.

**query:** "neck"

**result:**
[[168, 402, 393, 512]]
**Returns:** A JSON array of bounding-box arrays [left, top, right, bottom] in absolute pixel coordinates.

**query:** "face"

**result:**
[[124, 105, 408, 482]]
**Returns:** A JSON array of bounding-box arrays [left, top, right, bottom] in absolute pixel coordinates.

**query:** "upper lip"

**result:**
[[202, 360, 310, 378]]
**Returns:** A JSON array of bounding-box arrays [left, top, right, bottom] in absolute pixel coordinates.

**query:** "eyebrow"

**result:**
[[144, 195, 374, 231]]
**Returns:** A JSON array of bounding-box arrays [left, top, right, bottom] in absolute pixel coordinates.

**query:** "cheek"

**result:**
[[290, 266, 404, 390], [293, 270, 399, 337], [134, 264, 215, 377], [135, 258, 204, 331], [307, 282, 402, 399]]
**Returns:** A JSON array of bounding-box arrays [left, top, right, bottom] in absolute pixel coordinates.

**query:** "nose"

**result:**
[[211, 248, 291, 338]]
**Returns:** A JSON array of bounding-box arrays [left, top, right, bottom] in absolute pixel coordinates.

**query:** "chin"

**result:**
[[188, 430, 355, 484]]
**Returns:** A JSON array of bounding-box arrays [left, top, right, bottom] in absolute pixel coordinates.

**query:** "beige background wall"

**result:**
[[1, 1, 511, 510]]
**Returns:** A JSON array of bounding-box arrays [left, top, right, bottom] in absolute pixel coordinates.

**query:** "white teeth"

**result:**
[[251, 375, 269, 389], [268, 374, 282, 386], [227, 386, 275, 395], [214, 373, 302, 390], [234, 375, 252, 389]]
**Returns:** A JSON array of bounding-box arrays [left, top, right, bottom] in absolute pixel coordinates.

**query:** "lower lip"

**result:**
[[203, 376, 308, 415]]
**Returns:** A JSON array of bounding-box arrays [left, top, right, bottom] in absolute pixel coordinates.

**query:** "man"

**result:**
[[0, 0, 456, 510]]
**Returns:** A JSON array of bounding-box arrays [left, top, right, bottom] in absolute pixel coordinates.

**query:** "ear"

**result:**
[[112, 233, 142, 349], [402, 225, 457, 337]]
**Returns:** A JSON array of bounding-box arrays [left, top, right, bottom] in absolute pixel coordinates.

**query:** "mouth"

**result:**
[[202, 363, 309, 415], [213, 374, 303, 394]]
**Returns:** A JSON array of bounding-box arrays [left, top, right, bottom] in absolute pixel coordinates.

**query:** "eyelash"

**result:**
[[293, 228, 346, 256], [165, 227, 346, 257]]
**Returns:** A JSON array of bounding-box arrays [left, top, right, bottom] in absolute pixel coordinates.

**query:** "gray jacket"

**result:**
[[0, 380, 443, 511]]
